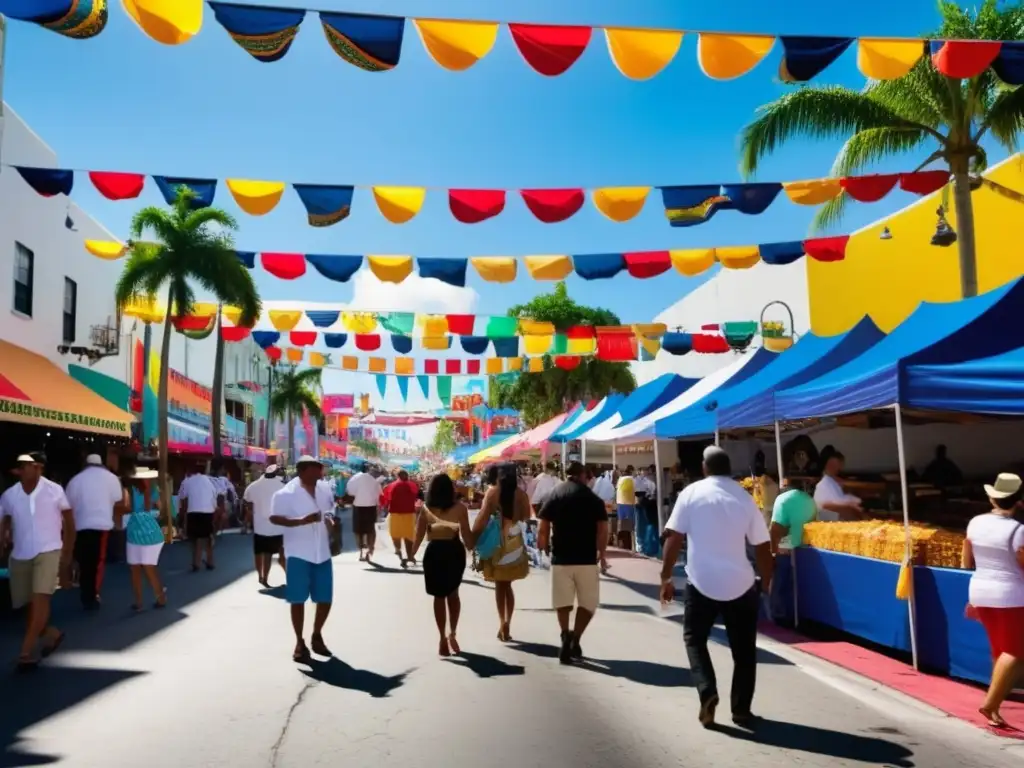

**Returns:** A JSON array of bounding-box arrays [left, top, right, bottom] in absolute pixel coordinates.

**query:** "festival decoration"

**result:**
[[13, 161, 951, 227], [20, 2, 1024, 87]]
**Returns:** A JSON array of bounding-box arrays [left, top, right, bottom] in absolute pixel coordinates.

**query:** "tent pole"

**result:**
[[895, 403, 920, 670], [775, 419, 797, 625], [582, 438, 587, 465], [654, 440, 665, 531], [612, 441, 617, 470], [774, 420, 785, 487], [561, 442, 567, 480], [714, 428, 720, 447]]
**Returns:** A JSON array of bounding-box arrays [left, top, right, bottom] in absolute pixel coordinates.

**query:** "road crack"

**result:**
[[269, 679, 317, 767]]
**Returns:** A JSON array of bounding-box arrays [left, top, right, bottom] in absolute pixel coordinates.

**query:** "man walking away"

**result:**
[[660, 446, 773, 729], [0, 453, 75, 670], [66, 454, 122, 609], [346, 464, 382, 563], [178, 463, 222, 571], [531, 462, 560, 515], [210, 461, 235, 533], [615, 466, 636, 551], [538, 463, 609, 665], [244, 464, 287, 587], [383, 470, 420, 567], [270, 456, 338, 662]]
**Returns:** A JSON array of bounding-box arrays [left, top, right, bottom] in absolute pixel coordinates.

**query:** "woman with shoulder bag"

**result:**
[[963, 473, 1024, 728], [472, 463, 530, 642]]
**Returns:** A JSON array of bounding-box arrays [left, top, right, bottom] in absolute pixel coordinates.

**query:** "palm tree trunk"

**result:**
[[951, 162, 979, 299], [211, 304, 224, 460], [287, 407, 295, 467], [158, 286, 175, 543]]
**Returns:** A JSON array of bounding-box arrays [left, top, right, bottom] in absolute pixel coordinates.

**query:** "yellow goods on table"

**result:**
[[802, 520, 965, 569]]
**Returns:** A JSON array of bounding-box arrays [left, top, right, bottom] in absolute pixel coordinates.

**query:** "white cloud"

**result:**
[[346, 270, 479, 314]]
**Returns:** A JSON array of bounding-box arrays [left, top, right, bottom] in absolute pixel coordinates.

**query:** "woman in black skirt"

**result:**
[[411, 473, 474, 657]]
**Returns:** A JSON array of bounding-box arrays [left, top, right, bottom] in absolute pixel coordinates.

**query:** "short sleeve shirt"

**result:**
[[813, 475, 858, 522], [616, 476, 636, 505], [771, 489, 818, 549], [66, 466, 123, 531], [179, 474, 219, 513], [244, 476, 286, 536], [540, 480, 608, 566], [346, 473, 382, 507], [272, 479, 335, 564], [0, 477, 72, 560], [666, 476, 770, 602]]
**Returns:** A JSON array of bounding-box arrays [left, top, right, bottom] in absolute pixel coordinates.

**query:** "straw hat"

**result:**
[[984, 473, 1022, 499]]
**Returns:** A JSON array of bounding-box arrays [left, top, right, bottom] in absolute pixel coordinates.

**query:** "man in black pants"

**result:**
[[659, 446, 773, 729], [65, 454, 123, 609]]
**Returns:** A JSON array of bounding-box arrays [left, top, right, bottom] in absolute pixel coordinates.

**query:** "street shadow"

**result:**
[[363, 562, 419, 576], [300, 657, 412, 698], [259, 585, 288, 600], [444, 652, 525, 679], [597, 603, 658, 616], [510, 641, 691, 687], [0, 665, 144, 766], [710, 718, 914, 765], [663, 615, 793, 666]]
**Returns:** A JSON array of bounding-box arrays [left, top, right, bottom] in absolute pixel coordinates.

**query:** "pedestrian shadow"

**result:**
[[363, 562, 419, 576], [509, 641, 690, 687], [709, 718, 914, 765], [444, 651, 525, 679], [259, 585, 287, 600], [0, 665, 144, 766], [300, 657, 412, 698]]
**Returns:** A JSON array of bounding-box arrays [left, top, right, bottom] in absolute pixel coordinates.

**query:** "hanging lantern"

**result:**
[[930, 206, 957, 247]]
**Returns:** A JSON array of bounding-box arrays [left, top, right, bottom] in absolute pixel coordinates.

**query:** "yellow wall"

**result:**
[[808, 154, 1024, 335]]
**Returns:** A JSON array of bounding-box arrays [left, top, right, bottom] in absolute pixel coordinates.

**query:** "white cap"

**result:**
[[264, 463, 279, 475], [86, 454, 103, 466], [296, 455, 322, 466]]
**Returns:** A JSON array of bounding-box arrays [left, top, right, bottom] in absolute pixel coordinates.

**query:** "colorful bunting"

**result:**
[[89, 171, 145, 200], [415, 19, 499, 71], [591, 187, 649, 222], [929, 40, 1002, 79], [15, 166, 73, 197], [261, 252, 306, 280], [305, 310, 340, 328], [319, 11, 405, 71], [449, 189, 505, 224], [306, 254, 362, 282], [605, 28, 683, 80], [209, 2, 306, 63], [153, 176, 217, 208], [123, 0, 202, 46], [521, 188, 585, 223], [697, 33, 774, 79], [418, 257, 468, 287], [779, 36, 854, 82], [509, 23, 592, 77], [226, 179, 286, 215], [367, 255, 414, 283]]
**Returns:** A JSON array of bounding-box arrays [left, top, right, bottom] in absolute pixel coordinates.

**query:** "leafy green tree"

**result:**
[[740, 0, 1024, 299], [351, 438, 381, 458], [115, 188, 261, 538], [268, 365, 324, 464], [431, 419, 459, 457], [489, 282, 636, 426]]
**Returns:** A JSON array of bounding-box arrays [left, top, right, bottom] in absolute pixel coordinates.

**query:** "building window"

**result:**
[[63, 278, 77, 343], [13, 242, 33, 317]]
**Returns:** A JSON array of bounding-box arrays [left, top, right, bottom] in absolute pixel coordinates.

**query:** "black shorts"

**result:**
[[253, 533, 283, 556], [353, 506, 378, 536], [186, 513, 215, 540]]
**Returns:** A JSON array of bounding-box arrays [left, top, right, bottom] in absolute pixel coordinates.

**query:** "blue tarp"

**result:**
[[904, 346, 1024, 415], [776, 278, 1024, 421], [717, 318, 885, 429], [613, 373, 700, 428], [551, 394, 627, 442], [653, 348, 785, 438]]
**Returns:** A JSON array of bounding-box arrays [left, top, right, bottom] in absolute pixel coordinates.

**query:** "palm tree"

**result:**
[[115, 188, 261, 539], [739, 0, 1024, 298], [268, 365, 324, 465]]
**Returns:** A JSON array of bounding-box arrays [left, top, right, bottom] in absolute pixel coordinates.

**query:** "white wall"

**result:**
[[634, 259, 810, 385], [0, 104, 131, 385]]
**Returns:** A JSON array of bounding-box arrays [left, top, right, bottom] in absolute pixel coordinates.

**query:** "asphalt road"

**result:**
[[1, 513, 1022, 768]]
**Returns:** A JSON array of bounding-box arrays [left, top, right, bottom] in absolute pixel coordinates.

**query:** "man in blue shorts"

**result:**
[[270, 455, 338, 663]]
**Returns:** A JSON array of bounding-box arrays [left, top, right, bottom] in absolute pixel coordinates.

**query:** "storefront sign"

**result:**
[[0, 398, 130, 434]]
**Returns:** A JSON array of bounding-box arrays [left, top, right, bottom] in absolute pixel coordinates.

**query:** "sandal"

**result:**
[[41, 632, 65, 658], [980, 707, 1008, 728], [16, 655, 39, 672], [293, 643, 311, 663], [311, 634, 332, 657]]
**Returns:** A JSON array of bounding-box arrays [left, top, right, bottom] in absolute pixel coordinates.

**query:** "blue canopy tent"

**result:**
[[717, 317, 886, 431], [550, 394, 627, 443], [776, 278, 1024, 421], [547, 402, 592, 443], [612, 373, 700, 428], [651, 347, 789, 439], [904, 346, 1024, 415]]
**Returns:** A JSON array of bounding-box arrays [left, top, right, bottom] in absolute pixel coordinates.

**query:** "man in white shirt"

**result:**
[[813, 450, 864, 522], [244, 464, 286, 588], [210, 461, 236, 531], [270, 455, 339, 662], [530, 462, 560, 512], [345, 465, 382, 563], [65, 454, 123, 610], [178, 463, 224, 571], [0, 453, 75, 669], [660, 446, 773, 729]]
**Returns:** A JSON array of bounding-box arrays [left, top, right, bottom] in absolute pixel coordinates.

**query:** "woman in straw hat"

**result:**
[[963, 472, 1024, 728], [117, 465, 168, 612]]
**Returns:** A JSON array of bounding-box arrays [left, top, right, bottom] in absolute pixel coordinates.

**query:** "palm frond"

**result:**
[[740, 87, 932, 177], [187, 246, 262, 326], [184, 206, 238, 234], [979, 85, 1024, 154], [114, 247, 167, 309], [297, 394, 323, 423], [129, 206, 178, 243]]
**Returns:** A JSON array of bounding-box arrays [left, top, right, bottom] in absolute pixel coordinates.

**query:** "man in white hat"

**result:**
[[0, 453, 75, 669], [65, 453, 124, 609], [243, 464, 286, 587], [270, 455, 339, 661]]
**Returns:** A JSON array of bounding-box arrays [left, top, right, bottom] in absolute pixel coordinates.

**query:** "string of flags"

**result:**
[[19, 162, 950, 227], [11, 1, 1024, 86], [92, 237, 853, 288]]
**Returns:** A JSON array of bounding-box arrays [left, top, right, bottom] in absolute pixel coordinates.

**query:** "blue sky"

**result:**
[[3, 0, 971, 409]]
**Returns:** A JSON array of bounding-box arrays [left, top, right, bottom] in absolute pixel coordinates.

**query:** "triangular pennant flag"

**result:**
[[396, 376, 409, 402], [375, 375, 388, 399], [436, 376, 452, 407], [416, 375, 430, 399]]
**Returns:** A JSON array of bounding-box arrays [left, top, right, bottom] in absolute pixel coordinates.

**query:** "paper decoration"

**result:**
[[414, 19, 499, 71], [226, 179, 286, 215], [605, 28, 683, 80], [123, 0, 203, 46], [367, 255, 414, 283], [89, 171, 145, 200]]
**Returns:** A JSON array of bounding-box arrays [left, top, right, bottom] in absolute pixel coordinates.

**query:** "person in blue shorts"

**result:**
[[270, 455, 339, 663]]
